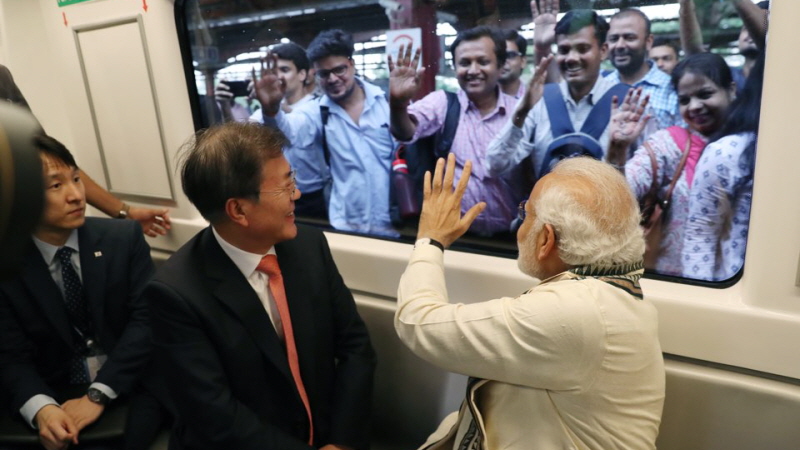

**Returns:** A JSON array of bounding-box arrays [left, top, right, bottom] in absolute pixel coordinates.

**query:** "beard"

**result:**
[[517, 227, 546, 280], [613, 47, 647, 77]]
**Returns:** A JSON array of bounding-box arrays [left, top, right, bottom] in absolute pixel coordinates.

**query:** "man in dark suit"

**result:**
[[0, 136, 159, 450], [147, 122, 376, 450]]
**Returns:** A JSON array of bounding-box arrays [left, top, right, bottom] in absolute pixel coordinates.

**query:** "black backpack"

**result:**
[[389, 91, 460, 227]]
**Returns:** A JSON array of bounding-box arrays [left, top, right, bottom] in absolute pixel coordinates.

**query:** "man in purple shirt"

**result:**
[[389, 26, 522, 237]]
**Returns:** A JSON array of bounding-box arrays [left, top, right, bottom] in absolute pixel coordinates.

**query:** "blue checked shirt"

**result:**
[[606, 60, 682, 131]]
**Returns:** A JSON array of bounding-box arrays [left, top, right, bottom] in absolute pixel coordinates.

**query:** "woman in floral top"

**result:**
[[607, 53, 736, 276], [681, 53, 765, 281]]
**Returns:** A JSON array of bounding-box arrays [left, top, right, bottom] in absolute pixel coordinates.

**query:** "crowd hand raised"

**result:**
[[251, 52, 286, 117], [514, 55, 553, 126], [531, 0, 560, 54], [417, 153, 486, 249], [128, 207, 171, 237], [62, 396, 104, 432], [387, 44, 425, 108], [35, 405, 78, 450], [214, 81, 234, 102], [608, 87, 651, 164]]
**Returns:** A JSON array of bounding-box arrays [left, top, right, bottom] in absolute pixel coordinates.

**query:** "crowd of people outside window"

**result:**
[[210, 0, 769, 282]]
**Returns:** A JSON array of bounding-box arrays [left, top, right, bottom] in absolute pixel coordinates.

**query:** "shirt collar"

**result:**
[[559, 74, 612, 106], [607, 60, 668, 88], [212, 227, 275, 279], [33, 229, 80, 265], [458, 86, 508, 117]]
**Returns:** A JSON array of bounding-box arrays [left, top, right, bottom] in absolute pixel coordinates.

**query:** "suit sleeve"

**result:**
[[93, 222, 155, 395], [319, 233, 377, 450], [0, 289, 58, 414], [147, 280, 313, 450]]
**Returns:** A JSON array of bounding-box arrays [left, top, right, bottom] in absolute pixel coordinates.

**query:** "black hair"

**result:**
[[271, 42, 310, 73], [652, 37, 679, 57], [179, 122, 286, 224], [306, 29, 354, 63], [671, 52, 734, 93], [34, 135, 77, 169], [757, 1, 769, 10], [610, 8, 652, 36], [449, 26, 507, 67], [555, 10, 609, 46], [711, 51, 765, 168], [503, 29, 527, 58]]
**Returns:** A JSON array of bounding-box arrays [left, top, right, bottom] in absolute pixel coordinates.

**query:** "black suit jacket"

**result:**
[[0, 218, 155, 413], [147, 225, 376, 450]]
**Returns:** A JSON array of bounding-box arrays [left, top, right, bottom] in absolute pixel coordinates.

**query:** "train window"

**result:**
[[175, 0, 768, 286]]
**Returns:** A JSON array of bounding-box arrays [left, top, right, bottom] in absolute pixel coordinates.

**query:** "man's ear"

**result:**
[[299, 69, 308, 85], [536, 223, 558, 261], [225, 198, 248, 227], [645, 33, 654, 51]]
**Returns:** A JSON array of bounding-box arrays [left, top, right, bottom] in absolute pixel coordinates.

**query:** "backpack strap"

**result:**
[[580, 83, 631, 139], [319, 104, 330, 167], [433, 91, 461, 157], [543, 83, 574, 138]]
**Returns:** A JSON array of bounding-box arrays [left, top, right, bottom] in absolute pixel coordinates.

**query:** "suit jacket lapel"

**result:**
[[200, 230, 293, 383], [78, 224, 107, 336], [20, 242, 74, 347]]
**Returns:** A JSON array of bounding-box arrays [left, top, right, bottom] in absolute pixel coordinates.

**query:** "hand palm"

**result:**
[[390, 66, 419, 102]]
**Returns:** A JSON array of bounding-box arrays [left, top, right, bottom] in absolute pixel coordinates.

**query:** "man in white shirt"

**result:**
[[396, 155, 664, 449]]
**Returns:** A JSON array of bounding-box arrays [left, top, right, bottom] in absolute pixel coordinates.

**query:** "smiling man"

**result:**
[[486, 10, 625, 182], [0, 135, 164, 450], [253, 30, 396, 237], [389, 26, 522, 237], [605, 8, 679, 130], [147, 122, 375, 450]]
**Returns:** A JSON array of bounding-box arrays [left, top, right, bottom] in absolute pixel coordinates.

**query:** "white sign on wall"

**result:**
[[386, 28, 423, 68]]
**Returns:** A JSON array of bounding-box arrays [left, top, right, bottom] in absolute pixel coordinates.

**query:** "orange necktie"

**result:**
[[256, 254, 313, 445]]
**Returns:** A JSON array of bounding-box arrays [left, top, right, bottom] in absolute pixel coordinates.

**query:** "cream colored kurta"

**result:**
[[395, 244, 665, 450]]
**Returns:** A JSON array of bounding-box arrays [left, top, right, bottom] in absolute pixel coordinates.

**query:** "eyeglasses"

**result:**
[[517, 200, 527, 222], [256, 170, 296, 198], [506, 51, 522, 59], [316, 63, 349, 80]]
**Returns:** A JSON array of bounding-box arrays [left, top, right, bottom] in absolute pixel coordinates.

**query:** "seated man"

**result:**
[[147, 122, 376, 450], [0, 135, 162, 450], [396, 155, 665, 449]]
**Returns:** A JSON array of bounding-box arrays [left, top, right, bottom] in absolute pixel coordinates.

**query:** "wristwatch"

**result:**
[[116, 202, 130, 219], [414, 237, 445, 252], [87, 387, 110, 406]]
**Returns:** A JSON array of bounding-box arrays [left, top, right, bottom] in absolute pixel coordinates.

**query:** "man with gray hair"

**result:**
[[395, 155, 664, 449]]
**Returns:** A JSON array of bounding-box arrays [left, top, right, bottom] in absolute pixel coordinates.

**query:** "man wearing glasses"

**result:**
[[396, 155, 664, 449], [499, 29, 528, 99], [253, 30, 397, 238], [147, 122, 376, 450]]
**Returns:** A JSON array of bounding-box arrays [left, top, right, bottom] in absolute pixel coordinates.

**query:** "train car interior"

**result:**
[[1, 0, 800, 449]]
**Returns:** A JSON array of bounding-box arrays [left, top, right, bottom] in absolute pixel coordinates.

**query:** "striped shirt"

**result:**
[[403, 88, 520, 235]]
